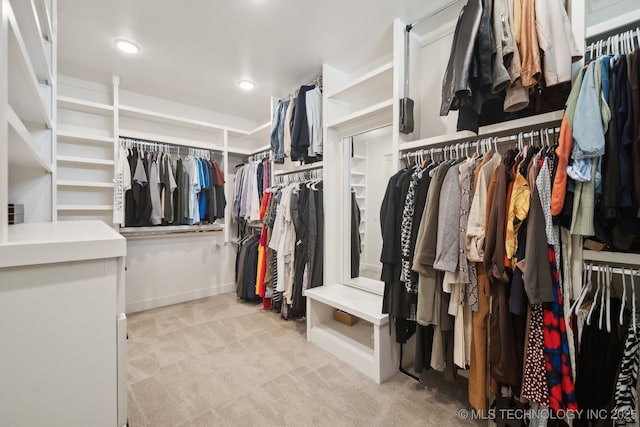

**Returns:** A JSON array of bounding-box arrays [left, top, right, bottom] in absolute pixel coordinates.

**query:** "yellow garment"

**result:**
[[505, 167, 531, 262], [255, 237, 266, 295]]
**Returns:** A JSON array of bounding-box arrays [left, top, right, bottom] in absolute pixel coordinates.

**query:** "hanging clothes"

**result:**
[[440, 0, 581, 133], [246, 177, 324, 318]]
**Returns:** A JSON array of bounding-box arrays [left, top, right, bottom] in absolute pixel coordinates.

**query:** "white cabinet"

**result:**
[[0, 221, 127, 427]]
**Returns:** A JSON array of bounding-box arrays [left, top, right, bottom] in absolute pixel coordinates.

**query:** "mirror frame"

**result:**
[[340, 127, 392, 296]]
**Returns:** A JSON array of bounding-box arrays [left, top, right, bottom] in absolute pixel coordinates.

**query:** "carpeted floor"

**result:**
[[127, 292, 480, 426]]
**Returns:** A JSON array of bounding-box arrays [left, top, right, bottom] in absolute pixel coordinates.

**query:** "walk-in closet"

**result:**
[[2, 0, 640, 426]]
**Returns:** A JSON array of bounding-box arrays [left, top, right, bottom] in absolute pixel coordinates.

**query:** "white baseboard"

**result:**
[[126, 282, 236, 313]]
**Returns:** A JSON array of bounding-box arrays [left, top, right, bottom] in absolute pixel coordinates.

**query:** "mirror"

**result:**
[[343, 125, 394, 293]]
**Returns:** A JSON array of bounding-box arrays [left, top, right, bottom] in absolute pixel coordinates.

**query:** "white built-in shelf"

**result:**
[[583, 250, 640, 266], [57, 155, 115, 166], [250, 144, 271, 154], [57, 130, 114, 144], [326, 61, 393, 103], [351, 184, 366, 188], [34, 0, 54, 43], [7, 6, 52, 129], [315, 322, 375, 356], [0, 221, 125, 269], [10, 0, 52, 84], [119, 104, 225, 132], [249, 122, 271, 138], [7, 106, 52, 172], [57, 205, 113, 212], [327, 99, 393, 135], [119, 129, 224, 152], [228, 143, 271, 156], [399, 110, 565, 152], [57, 96, 114, 115], [57, 180, 114, 189], [228, 121, 271, 139], [304, 285, 388, 326], [351, 155, 366, 160], [119, 223, 224, 237], [351, 172, 366, 177], [273, 161, 323, 176]]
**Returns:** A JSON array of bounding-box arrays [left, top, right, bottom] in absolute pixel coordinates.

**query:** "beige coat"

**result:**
[[535, 0, 582, 86]]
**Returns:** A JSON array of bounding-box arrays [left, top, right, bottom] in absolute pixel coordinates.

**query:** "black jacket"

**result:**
[[440, 0, 483, 116]]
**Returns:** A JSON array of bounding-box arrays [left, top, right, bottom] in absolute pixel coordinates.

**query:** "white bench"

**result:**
[[304, 284, 398, 383]]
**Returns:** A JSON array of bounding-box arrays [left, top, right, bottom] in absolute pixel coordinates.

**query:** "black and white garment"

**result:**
[[400, 168, 423, 291], [613, 311, 640, 425]]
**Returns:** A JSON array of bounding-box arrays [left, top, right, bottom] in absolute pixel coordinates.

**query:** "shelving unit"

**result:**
[[1, 0, 55, 239], [326, 98, 394, 135], [273, 161, 323, 176], [7, 106, 52, 172], [57, 96, 113, 115], [57, 180, 114, 189], [326, 61, 393, 103], [119, 128, 224, 152], [57, 130, 114, 144], [34, 0, 54, 44], [398, 110, 564, 152], [56, 79, 115, 223], [304, 285, 395, 384], [582, 250, 640, 265], [57, 155, 114, 166], [7, 4, 52, 129], [57, 205, 113, 212], [10, 0, 53, 85], [119, 104, 225, 132]]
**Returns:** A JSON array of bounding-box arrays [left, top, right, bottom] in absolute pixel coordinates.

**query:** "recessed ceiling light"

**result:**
[[237, 80, 255, 91], [114, 39, 140, 54]]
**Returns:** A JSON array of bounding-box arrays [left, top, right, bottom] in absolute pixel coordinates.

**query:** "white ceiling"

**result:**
[[57, 0, 450, 126]]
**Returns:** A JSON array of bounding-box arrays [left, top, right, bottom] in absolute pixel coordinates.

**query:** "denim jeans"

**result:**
[[270, 100, 289, 163]]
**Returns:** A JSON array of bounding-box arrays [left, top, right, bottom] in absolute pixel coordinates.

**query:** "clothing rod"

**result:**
[[119, 136, 221, 155], [401, 127, 561, 158], [406, 0, 458, 31], [586, 28, 640, 61], [584, 264, 640, 277]]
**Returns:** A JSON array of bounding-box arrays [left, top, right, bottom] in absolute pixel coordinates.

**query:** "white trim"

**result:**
[[125, 282, 236, 313]]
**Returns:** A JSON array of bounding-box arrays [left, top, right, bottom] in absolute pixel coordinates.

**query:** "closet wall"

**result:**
[[56, 74, 269, 313]]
